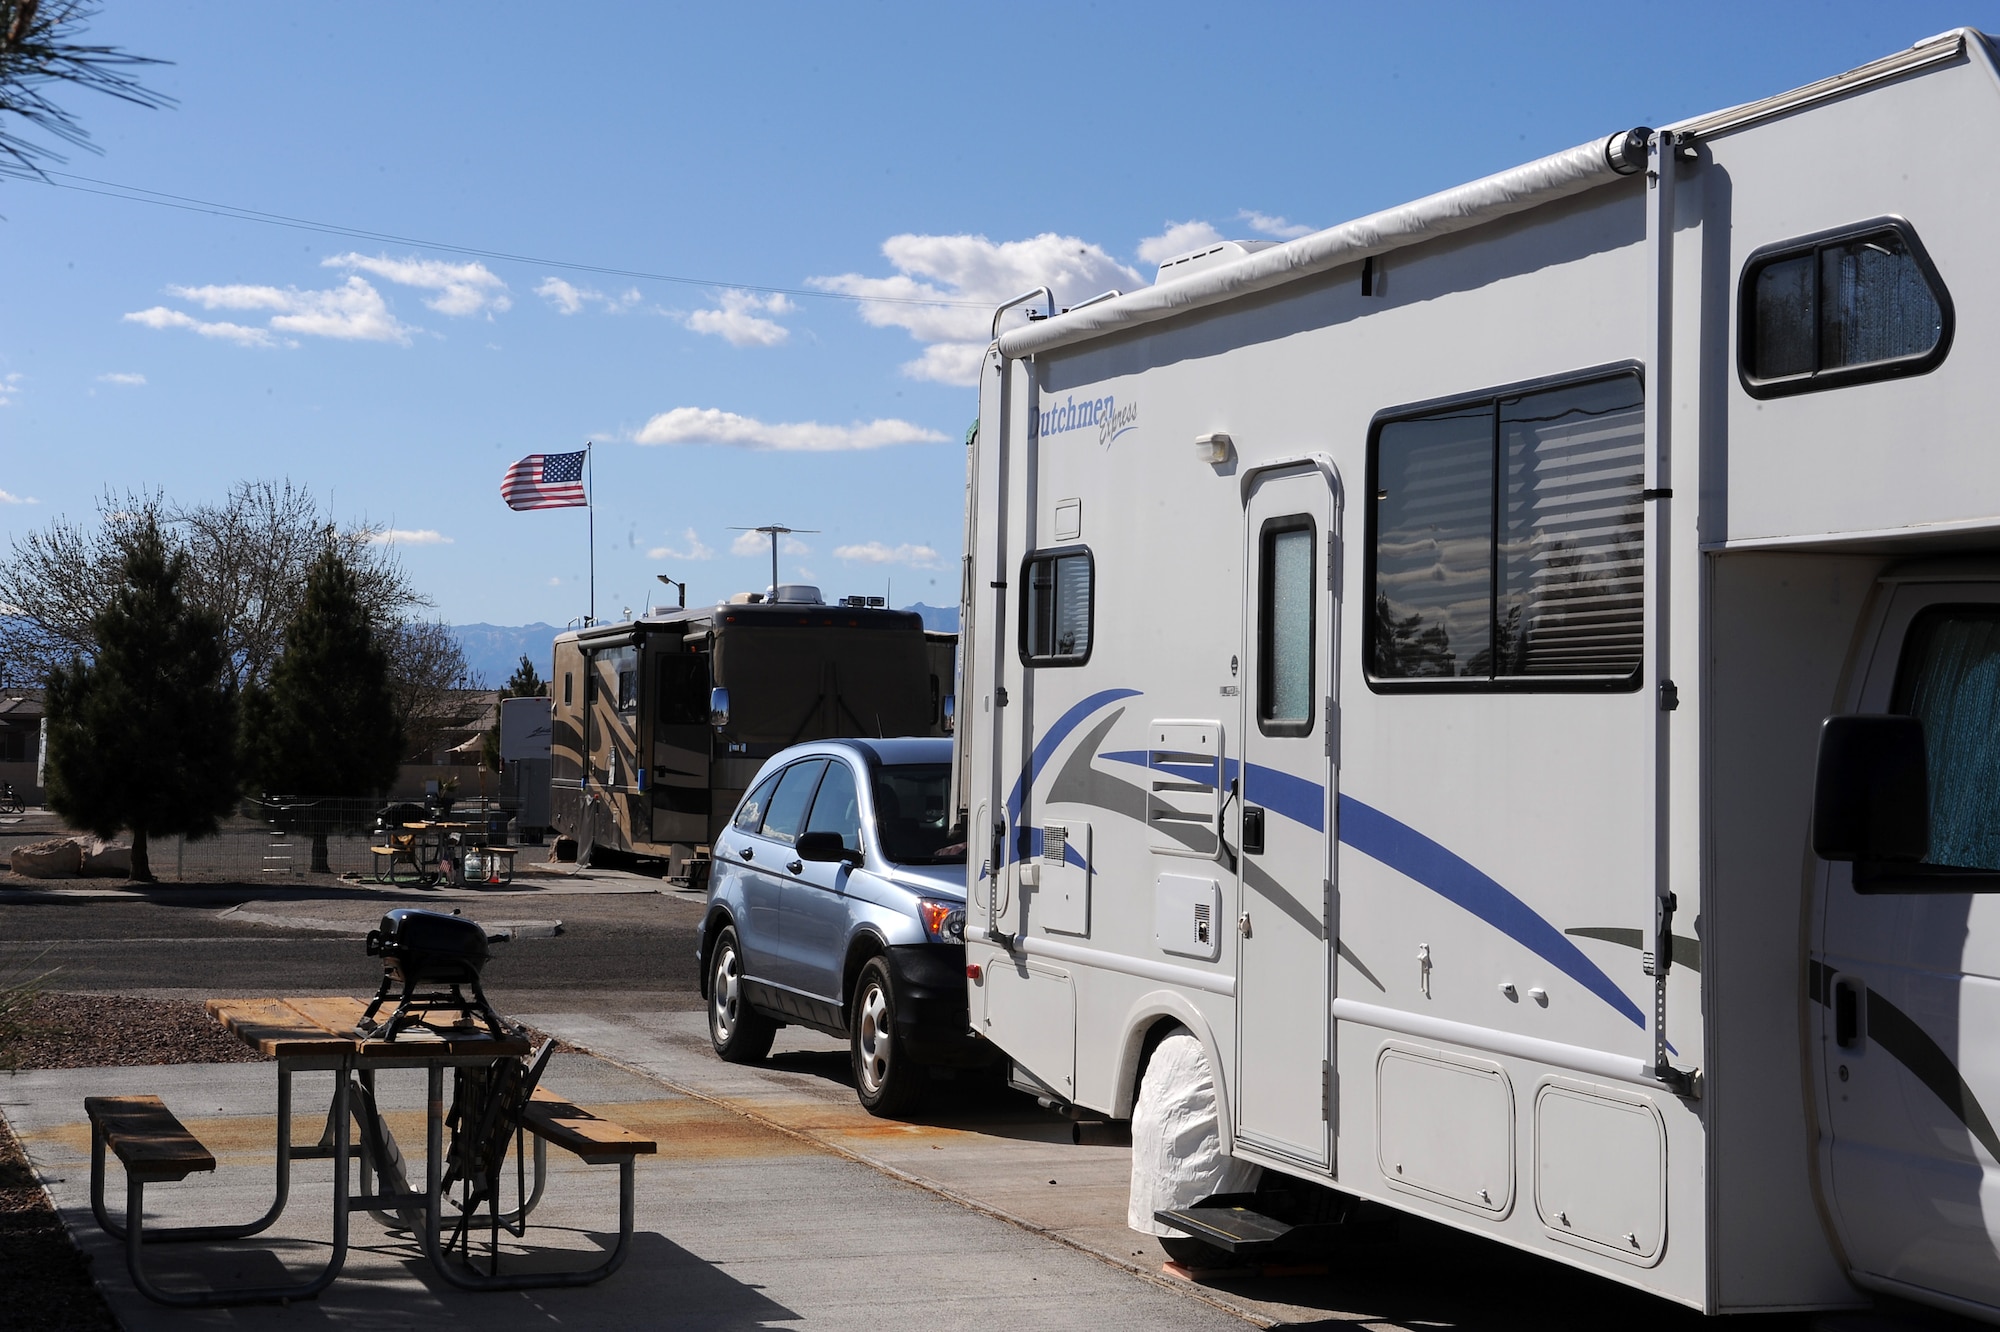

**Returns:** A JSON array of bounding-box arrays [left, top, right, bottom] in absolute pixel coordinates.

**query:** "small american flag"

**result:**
[[501, 450, 588, 511]]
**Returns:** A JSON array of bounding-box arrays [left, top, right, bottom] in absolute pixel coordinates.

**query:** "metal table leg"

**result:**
[[92, 1061, 316, 1244]]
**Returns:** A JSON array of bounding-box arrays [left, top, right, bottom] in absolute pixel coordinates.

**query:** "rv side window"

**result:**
[[1258, 517, 1316, 735], [563, 672, 573, 706], [657, 655, 709, 725], [1740, 220, 1951, 397], [1020, 547, 1093, 666], [608, 645, 639, 712], [1368, 368, 1644, 691], [1892, 606, 2000, 873]]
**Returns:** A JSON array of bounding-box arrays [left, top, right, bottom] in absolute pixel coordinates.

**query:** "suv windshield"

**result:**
[[871, 763, 962, 865]]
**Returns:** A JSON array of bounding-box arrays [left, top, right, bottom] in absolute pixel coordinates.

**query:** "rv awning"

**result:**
[[996, 130, 1647, 361]]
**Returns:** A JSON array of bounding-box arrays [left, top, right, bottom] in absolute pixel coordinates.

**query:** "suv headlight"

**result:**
[[918, 898, 965, 943]]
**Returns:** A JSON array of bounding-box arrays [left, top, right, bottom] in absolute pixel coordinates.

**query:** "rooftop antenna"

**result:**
[[728, 523, 820, 598], [655, 573, 686, 609]]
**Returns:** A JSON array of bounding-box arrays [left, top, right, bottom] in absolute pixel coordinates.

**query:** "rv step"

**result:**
[[1154, 1191, 1348, 1256]]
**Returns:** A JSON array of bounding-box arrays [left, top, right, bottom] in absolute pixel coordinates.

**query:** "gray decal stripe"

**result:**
[[1860, 988, 2000, 1164], [1564, 926, 1702, 973], [1806, 966, 2000, 1163]]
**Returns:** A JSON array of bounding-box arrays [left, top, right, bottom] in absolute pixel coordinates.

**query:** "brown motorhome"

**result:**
[[550, 592, 951, 880]]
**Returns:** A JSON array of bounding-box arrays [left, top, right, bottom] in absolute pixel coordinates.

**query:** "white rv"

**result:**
[[958, 29, 2000, 1320]]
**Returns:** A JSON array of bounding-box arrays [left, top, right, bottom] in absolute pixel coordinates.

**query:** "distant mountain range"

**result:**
[[450, 604, 959, 686]]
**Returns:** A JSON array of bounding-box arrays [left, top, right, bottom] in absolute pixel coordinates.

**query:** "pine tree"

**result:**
[[44, 519, 237, 881], [482, 653, 545, 771], [242, 549, 402, 872]]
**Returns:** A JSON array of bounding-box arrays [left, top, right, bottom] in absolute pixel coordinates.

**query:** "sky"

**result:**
[[4, 2, 1997, 628]]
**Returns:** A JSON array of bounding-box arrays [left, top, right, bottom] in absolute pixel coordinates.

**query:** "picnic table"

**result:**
[[371, 821, 519, 887], [84, 996, 654, 1306]]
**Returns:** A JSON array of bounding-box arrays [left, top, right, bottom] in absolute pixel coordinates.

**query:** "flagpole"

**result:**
[[586, 441, 596, 626]]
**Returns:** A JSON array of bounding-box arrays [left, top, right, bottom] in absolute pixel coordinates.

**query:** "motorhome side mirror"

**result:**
[[941, 694, 956, 734], [1812, 714, 1929, 863], [796, 831, 860, 865], [708, 687, 730, 728]]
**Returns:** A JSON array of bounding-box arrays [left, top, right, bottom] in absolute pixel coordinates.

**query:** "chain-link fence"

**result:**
[[1, 795, 532, 884]]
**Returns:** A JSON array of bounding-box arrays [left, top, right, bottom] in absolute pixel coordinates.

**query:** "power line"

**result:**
[[31, 170, 988, 310]]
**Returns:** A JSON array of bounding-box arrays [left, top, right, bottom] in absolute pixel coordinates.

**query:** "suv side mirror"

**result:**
[[1813, 714, 1929, 863], [708, 687, 730, 728], [941, 694, 956, 734], [796, 830, 861, 865]]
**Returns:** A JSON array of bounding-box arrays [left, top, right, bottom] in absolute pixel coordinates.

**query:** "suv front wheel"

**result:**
[[850, 956, 922, 1116], [708, 925, 776, 1063]]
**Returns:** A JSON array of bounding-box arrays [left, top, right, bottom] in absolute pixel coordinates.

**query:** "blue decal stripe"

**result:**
[[1246, 763, 1324, 834], [1337, 794, 1647, 1029]]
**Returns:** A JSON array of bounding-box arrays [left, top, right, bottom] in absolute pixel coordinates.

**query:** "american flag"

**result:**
[[501, 450, 588, 511]]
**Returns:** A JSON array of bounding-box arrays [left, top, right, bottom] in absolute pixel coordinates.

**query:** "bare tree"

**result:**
[[387, 619, 473, 763], [175, 480, 426, 689], [0, 487, 165, 685], [0, 1, 172, 180], [0, 482, 428, 691]]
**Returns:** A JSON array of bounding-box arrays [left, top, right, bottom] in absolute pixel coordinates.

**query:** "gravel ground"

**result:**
[[0, 1114, 116, 1331], [5, 991, 272, 1070]]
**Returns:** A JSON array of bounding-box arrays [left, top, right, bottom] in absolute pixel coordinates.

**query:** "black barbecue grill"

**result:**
[[357, 908, 517, 1040]]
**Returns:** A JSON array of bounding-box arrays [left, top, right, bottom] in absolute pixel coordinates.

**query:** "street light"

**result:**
[[655, 574, 686, 609]]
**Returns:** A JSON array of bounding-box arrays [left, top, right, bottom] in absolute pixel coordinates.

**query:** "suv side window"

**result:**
[[758, 759, 828, 847], [803, 760, 864, 852], [733, 771, 783, 832]]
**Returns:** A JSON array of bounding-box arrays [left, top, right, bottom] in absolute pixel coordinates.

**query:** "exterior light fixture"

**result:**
[[1195, 432, 1234, 464]]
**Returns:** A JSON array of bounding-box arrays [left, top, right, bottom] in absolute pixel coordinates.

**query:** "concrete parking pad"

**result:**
[[2, 1053, 1251, 1331]]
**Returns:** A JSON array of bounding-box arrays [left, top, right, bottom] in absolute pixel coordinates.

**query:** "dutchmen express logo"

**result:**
[[1034, 393, 1138, 447]]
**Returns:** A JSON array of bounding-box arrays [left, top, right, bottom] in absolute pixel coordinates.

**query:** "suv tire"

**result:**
[[708, 925, 776, 1063], [850, 956, 922, 1116]]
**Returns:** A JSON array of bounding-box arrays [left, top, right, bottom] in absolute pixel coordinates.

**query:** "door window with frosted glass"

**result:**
[[1259, 517, 1316, 736]]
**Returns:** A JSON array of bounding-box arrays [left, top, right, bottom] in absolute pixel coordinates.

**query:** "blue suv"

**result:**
[[697, 738, 989, 1114]]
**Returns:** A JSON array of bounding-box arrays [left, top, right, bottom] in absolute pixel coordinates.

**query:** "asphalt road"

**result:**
[[0, 882, 710, 1014]]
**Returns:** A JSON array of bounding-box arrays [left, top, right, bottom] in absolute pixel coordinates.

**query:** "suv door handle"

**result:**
[[737, 844, 754, 862], [786, 859, 804, 875]]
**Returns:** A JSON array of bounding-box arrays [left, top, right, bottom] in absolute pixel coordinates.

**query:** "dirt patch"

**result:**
[[0, 1112, 116, 1331]]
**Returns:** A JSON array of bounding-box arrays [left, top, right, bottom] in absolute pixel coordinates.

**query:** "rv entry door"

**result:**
[[1234, 463, 1338, 1170]]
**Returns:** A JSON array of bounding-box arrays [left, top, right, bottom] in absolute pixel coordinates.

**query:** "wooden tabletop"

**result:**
[[206, 996, 530, 1060]]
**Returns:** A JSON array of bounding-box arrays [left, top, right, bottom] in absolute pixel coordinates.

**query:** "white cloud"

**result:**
[[536, 277, 589, 314], [1136, 220, 1226, 267], [123, 306, 286, 347], [1238, 209, 1313, 240], [633, 406, 945, 452], [834, 541, 940, 568], [368, 528, 454, 545], [811, 233, 1143, 385], [0, 371, 20, 405], [647, 527, 714, 561], [142, 275, 413, 345], [731, 530, 810, 558], [534, 277, 642, 315], [681, 290, 794, 347], [546, 576, 563, 586], [325, 253, 511, 317], [0, 489, 37, 504], [97, 371, 147, 386]]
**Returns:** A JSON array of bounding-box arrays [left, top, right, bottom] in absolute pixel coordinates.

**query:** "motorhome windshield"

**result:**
[[871, 763, 961, 865]]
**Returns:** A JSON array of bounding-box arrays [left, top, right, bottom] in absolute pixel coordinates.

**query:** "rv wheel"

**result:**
[[850, 957, 922, 1116], [708, 926, 776, 1063]]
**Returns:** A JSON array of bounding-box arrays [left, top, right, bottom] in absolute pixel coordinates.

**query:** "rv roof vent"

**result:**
[[771, 584, 824, 604], [1154, 239, 1276, 286], [727, 591, 765, 604]]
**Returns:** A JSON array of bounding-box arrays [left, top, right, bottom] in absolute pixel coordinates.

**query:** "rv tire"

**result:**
[[851, 957, 922, 1116], [708, 926, 776, 1063]]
